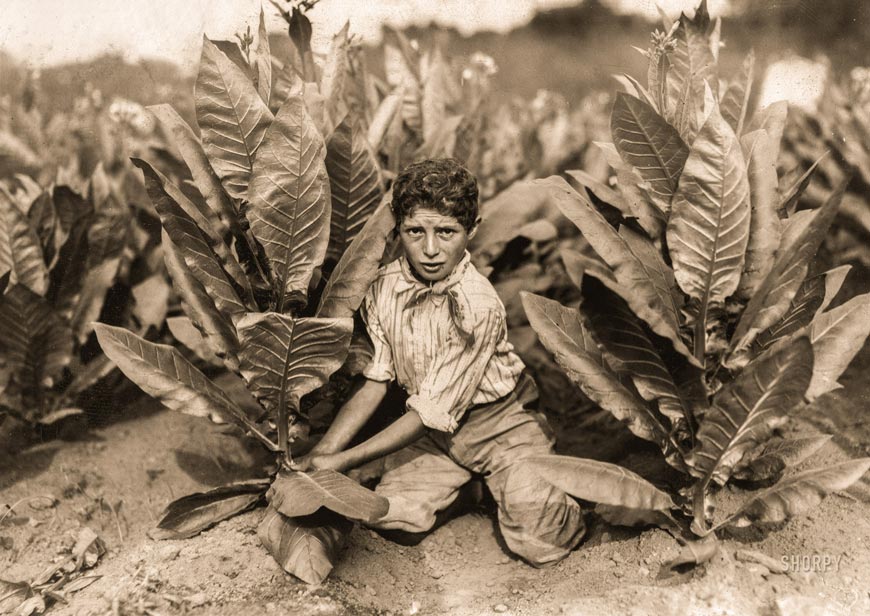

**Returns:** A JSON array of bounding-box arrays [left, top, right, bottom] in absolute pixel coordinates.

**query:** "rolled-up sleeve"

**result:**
[[407, 308, 504, 433], [360, 286, 395, 382]]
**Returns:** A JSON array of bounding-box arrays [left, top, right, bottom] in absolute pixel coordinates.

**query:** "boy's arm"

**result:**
[[327, 411, 426, 472], [306, 378, 389, 455]]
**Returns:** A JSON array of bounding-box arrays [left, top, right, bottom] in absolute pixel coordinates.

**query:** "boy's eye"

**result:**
[[404, 227, 424, 236], [437, 229, 457, 237]]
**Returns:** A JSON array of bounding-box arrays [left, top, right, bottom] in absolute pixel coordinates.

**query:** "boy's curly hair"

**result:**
[[390, 158, 479, 231]]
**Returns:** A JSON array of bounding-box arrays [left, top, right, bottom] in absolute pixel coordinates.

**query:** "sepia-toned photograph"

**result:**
[[1, 1, 869, 614]]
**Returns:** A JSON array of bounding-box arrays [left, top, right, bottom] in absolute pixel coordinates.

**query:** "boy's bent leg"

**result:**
[[369, 434, 472, 534]]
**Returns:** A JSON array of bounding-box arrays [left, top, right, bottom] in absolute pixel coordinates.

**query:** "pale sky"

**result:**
[[0, 0, 731, 68]]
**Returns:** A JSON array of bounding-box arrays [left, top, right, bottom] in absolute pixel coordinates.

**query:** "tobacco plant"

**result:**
[[522, 1, 870, 570], [0, 169, 167, 430], [95, 6, 396, 584]]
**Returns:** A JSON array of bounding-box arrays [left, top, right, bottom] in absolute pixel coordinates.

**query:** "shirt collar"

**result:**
[[396, 250, 472, 296]]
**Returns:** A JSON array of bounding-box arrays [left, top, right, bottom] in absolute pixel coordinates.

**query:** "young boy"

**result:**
[[292, 158, 584, 567]]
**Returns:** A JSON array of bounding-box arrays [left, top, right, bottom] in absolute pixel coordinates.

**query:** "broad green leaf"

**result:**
[[267, 470, 389, 523], [152, 481, 268, 540], [147, 105, 237, 238], [750, 272, 824, 355], [367, 89, 404, 151], [560, 247, 615, 289], [195, 36, 273, 200], [319, 21, 350, 131], [611, 93, 689, 213], [212, 39, 256, 82], [733, 435, 832, 482], [148, 166, 249, 320], [565, 169, 631, 217], [0, 285, 73, 393], [255, 7, 272, 106], [318, 197, 395, 319], [235, 312, 353, 414], [720, 51, 755, 136], [163, 232, 239, 369], [724, 459, 870, 528], [0, 191, 48, 296], [736, 129, 781, 299], [805, 293, 870, 401], [745, 100, 788, 169], [247, 97, 331, 310], [258, 505, 351, 585], [582, 277, 691, 436], [133, 158, 250, 296], [167, 315, 222, 366], [94, 323, 274, 448], [521, 292, 673, 453], [667, 103, 750, 359], [325, 114, 384, 263], [665, 9, 716, 141], [688, 338, 813, 486], [732, 179, 847, 349], [70, 210, 128, 344], [384, 43, 422, 132], [539, 176, 695, 364], [526, 455, 675, 511]]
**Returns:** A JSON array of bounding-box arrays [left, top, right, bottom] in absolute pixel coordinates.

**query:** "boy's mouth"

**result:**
[[419, 262, 444, 273]]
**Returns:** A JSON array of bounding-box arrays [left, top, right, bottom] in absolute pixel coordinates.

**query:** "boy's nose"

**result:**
[[423, 235, 439, 258]]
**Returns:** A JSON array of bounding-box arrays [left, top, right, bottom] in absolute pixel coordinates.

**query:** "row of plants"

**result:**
[[522, 1, 870, 570]]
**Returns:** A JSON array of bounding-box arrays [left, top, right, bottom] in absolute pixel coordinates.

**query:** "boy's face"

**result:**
[[398, 207, 478, 282]]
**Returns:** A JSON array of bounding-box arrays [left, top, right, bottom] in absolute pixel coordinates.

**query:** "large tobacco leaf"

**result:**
[[317, 197, 395, 319], [195, 37, 273, 200], [258, 506, 351, 585], [526, 455, 675, 512], [722, 458, 870, 529], [254, 7, 272, 106], [665, 8, 716, 140], [749, 272, 824, 355], [611, 92, 689, 213], [720, 51, 754, 137], [539, 176, 695, 364], [163, 232, 239, 369], [319, 22, 350, 133], [805, 293, 870, 401], [521, 292, 673, 454], [688, 338, 813, 486], [152, 480, 269, 540], [0, 285, 73, 395], [94, 324, 274, 448], [235, 312, 353, 413], [733, 180, 847, 349], [736, 129, 781, 299], [666, 103, 750, 359], [595, 141, 665, 237], [0, 192, 49, 296], [247, 97, 331, 310], [745, 100, 788, 167], [267, 470, 389, 523], [582, 277, 691, 437], [324, 115, 384, 263]]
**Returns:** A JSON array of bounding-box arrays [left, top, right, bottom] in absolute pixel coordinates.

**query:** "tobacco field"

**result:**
[[2, 1, 870, 614]]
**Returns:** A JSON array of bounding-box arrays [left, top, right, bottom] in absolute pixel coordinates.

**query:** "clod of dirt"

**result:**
[[493, 604, 508, 613]]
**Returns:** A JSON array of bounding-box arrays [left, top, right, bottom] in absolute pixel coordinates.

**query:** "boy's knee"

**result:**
[[367, 495, 437, 534]]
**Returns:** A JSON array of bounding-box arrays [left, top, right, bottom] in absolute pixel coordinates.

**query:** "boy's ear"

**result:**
[[467, 216, 482, 240]]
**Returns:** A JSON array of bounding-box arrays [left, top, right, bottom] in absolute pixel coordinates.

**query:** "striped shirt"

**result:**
[[362, 251, 525, 433]]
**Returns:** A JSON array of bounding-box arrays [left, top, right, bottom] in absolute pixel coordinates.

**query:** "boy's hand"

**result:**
[[290, 452, 348, 473]]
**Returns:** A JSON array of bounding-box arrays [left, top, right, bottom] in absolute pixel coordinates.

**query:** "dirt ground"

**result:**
[[3, 281, 870, 616]]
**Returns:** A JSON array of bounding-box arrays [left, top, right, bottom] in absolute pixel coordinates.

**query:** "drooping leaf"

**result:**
[[667, 102, 750, 360], [582, 277, 692, 437], [258, 505, 351, 585], [595, 142, 664, 237], [148, 166, 249, 320], [318, 197, 394, 319], [724, 459, 870, 528], [195, 36, 273, 200], [94, 323, 275, 449], [525, 455, 675, 511], [805, 293, 870, 401], [325, 115, 384, 263], [152, 481, 268, 540], [0, 192, 48, 296], [688, 338, 813, 486], [163, 232, 239, 369], [0, 285, 73, 394], [733, 435, 832, 482], [247, 97, 330, 311], [235, 313, 353, 414], [720, 51, 755, 137], [732, 179, 847, 349], [147, 105, 237, 238], [736, 129, 781, 299], [255, 7, 272, 106], [539, 176, 695, 364], [267, 470, 389, 523], [611, 92, 689, 213], [521, 292, 673, 454]]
